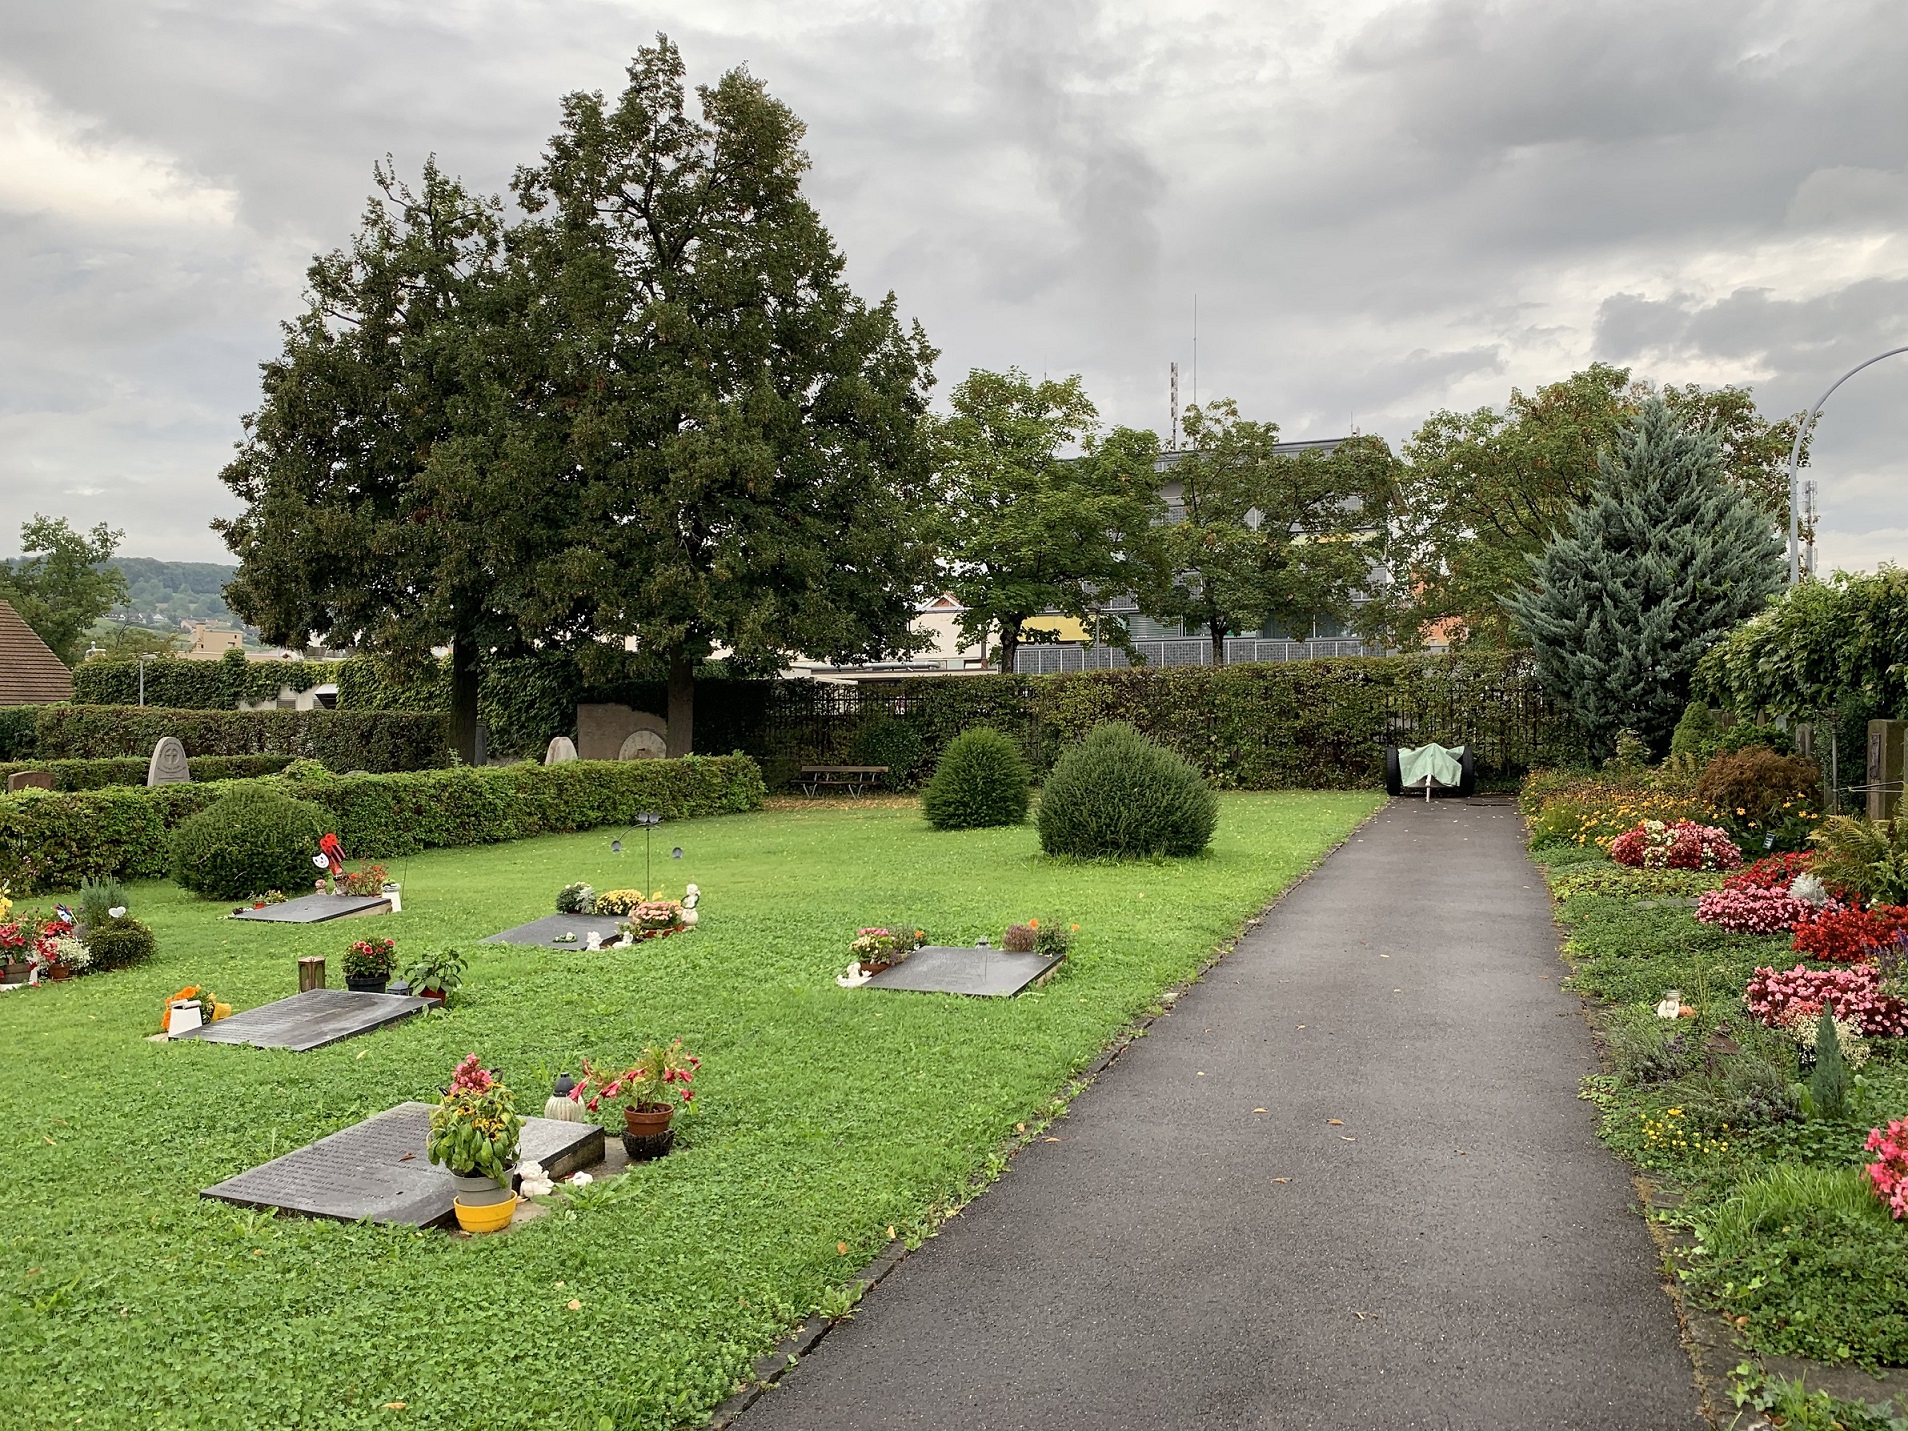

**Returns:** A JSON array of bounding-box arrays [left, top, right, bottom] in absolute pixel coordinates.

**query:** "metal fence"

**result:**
[[1013, 637, 1382, 674]]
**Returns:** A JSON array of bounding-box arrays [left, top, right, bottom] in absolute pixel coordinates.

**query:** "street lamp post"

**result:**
[[1788, 345, 1908, 584]]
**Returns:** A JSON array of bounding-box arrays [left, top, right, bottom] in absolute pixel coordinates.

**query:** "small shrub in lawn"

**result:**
[[1037, 722, 1217, 859], [84, 914, 156, 972], [169, 788, 330, 901], [1002, 923, 1036, 952], [556, 882, 597, 914], [1034, 921, 1073, 959], [921, 728, 1030, 831], [1685, 1053, 1800, 1131], [1606, 1008, 1703, 1086]]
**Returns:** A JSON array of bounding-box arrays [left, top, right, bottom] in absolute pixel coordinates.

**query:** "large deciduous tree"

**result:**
[[0, 515, 127, 666], [1140, 400, 1395, 667], [506, 39, 938, 752], [1384, 364, 1805, 649], [1506, 398, 1783, 754], [216, 159, 513, 762], [935, 369, 1162, 674]]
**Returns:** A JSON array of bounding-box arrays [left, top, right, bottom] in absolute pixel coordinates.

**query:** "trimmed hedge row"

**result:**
[[0, 755, 766, 891], [0, 755, 294, 791], [0, 705, 449, 772], [72, 650, 344, 708]]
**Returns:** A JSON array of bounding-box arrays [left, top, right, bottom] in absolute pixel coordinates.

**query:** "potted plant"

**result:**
[[574, 1040, 699, 1160], [426, 1053, 523, 1233], [342, 936, 397, 993], [34, 932, 91, 982], [338, 863, 388, 897], [159, 985, 231, 1032], [848, 926, 925, 974], [401, 946, 466, 1004]]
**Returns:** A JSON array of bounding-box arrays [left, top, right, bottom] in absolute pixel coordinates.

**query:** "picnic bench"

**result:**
[[799, 765, 889, 796]]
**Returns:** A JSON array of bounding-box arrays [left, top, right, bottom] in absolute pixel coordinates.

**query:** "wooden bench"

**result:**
[[799, 765, 889, 797]]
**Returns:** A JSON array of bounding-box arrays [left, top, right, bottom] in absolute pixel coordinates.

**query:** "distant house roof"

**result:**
[[0, 598, 73, 705]]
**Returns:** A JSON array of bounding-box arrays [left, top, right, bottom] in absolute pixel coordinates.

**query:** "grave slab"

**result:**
[[482, 913, 629, 947], [201, 1101, 605, 1226], [175, 989, 429, 1051], [231, 892, 392, 924], [864, 945, 1062, 998]]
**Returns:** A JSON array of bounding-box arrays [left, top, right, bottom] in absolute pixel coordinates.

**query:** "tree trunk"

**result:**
[[996, 617, 1023, 675], [450, 632, 481, 766], [666, 651, 694, 758], [1208, 611, 1227, 668]]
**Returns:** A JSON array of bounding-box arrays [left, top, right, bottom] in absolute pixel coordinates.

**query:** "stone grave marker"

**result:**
[[201, 1101, 604, 1226], [863, 945, 1062, 999], [617, 730, 667, 760], [482, 913, 629, 948], [147, 736, 191, 786], [175, 988, 427, 1051], [6, 770, 54, 792], [231, 892, 392, 924], [544, 736, 578, 765]]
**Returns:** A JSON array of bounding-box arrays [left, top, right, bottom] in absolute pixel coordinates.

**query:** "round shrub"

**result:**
[[921, 728, 1030, 830], [170, 787, 330, 900], [85, 915, 156, 972], [1037, 723, 1218, 858], [1696, 747, 1821, 827]]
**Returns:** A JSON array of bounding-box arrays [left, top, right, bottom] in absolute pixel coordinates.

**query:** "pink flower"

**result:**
[[1744, 964, 1908, 1037]]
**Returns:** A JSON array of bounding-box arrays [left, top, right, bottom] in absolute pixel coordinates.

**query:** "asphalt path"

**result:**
[[741, 797, 1702, 1431]]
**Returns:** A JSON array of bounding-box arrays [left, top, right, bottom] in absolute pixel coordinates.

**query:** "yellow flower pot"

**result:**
[[453, 1196, 517, 1234]]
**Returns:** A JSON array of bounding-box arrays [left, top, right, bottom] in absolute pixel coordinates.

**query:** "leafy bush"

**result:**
[[1696, 746, 1823, 850], [1002, 922, 1036, 952], [852, 716, 925, 790], [76, 875, 126, 929], [82, 914, 155, 972], [921, 728, 1030, 831], [1037, 722, 1218, 859], [168, 788, 331, 900], [0, 755, 295, 790], [23, 704, 448, 772], [1811, 816, 1908, 907], [1606, 1008, 1703, 1086], [1668, 701, 1720, 761], [0, 755, 766, 891], [556, 882, 596, 914], [1685, 1053, 1800, 1131]]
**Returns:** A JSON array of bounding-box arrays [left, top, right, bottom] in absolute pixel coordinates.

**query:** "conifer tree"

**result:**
[[1506, 398, 1782, 753]]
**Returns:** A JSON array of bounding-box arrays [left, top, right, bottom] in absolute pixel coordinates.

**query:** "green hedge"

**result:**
[[0, 705, 449, 772], [0, 755, 294, 790], [71, 650, 345, 708], [0, 755, 765, 891]]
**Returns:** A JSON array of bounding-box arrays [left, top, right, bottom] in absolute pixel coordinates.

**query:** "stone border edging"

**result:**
[[700, 801, 1386, 1430]]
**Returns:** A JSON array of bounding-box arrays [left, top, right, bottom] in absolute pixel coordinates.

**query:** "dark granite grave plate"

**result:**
[[175, 989, 429, 1051], [202, 1101, 604, 1226], [863, 945, 1062, 998], [231, 893, 391, 924], [481, 913, 629, 947]]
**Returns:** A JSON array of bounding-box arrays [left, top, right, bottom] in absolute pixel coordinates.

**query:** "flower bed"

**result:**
[[1725, 852, 1814, 892], [1743, 962, 1908, 1038], [1696, 884, 1815, 935], [1610, 819, 1741, 871], [1791, 905, 1908, 963]]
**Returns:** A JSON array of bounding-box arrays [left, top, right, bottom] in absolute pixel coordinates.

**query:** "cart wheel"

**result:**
[[1385, 746, 1403, 797]]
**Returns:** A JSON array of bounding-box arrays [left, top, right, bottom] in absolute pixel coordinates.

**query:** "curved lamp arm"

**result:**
[[1789, 345, 1908, 584]]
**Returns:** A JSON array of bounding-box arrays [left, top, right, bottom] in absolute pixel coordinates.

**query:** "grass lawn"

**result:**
[[2, 790, 1377, 1430]]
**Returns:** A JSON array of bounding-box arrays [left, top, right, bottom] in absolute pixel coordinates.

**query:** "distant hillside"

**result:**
[[108, 558, 244, 630]]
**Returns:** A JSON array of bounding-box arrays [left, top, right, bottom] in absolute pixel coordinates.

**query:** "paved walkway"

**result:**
[[742, 798, 1702, 1431]]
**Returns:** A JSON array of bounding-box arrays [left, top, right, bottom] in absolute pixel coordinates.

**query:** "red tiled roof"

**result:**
[[0, 598, 72, 705]]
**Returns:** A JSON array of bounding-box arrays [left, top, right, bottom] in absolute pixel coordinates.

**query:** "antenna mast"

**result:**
[[1169, 362, 1179, 450], [1192, 293, 1198, 412]]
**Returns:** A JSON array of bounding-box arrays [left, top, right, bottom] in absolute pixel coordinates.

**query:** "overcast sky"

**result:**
[[2, 0, 1904, 569]]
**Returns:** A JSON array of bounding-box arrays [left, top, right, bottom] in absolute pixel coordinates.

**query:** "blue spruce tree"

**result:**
[[1505, 397, 1782, 753]]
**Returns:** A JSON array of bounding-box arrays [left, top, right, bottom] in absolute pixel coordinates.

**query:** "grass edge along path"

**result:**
[[1, 791, 1379, 1431]]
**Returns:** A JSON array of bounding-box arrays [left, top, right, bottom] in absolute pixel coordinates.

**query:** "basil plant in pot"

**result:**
[[427, 1054, 524, 1232]]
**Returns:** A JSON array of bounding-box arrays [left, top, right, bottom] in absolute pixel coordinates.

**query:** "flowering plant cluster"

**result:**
[[1744, 963, 1908, 1038], [849, 926, 926, 965], [573, 1041, 699, 1113], [1609, 820, 1742, 871], [1791, 905, 1908, 963], [1866, 1118, 1908, 1220], [626, 899, 684, 932], [1776, 1007, 1870, 1068], [1724, 852, 1814, 892], [1695, 884, 1816, 935], [426, 1054, 522, 1181], [1635, 1106, 1729, 1166], [337, 864, 390, 897], [342, 936, 397, 980]]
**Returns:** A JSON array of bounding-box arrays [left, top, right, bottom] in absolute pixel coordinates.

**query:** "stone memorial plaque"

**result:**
[[617, 730, 666, 760], [176, 989, 428, 1051], [202, 1101, 605, 1226], [544, 736, 578, 765], [481, 913, 630, 947], [147, 736, 192, 786], [231, 892, 392, 924], [6, 770, 54, 792], [863, 945, 1062, 999]]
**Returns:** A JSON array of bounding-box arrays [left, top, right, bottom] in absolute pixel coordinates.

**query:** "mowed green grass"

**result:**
[[1, 791, 1378, 1430]]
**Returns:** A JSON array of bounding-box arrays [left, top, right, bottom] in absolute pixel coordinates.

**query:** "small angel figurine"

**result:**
[[680, 883, 700, 928]]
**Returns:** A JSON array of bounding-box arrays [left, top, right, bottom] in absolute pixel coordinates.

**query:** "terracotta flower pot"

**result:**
[[859, 960, 893, 976], [623, 1103, 674, 1139], [48, 966, 73, 982]]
